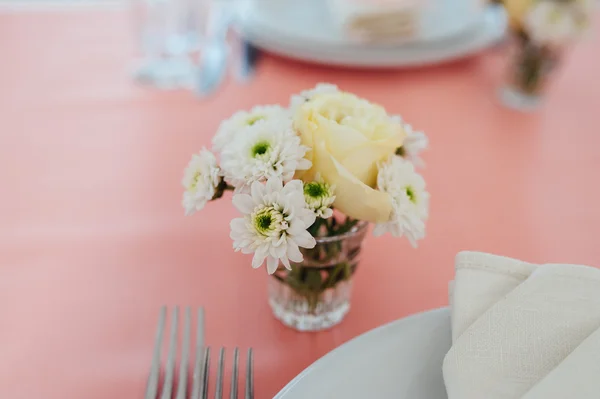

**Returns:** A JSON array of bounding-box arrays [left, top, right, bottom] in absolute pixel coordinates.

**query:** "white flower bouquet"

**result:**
[[182, 84, 429, 330], [502, 0, 594, 108]]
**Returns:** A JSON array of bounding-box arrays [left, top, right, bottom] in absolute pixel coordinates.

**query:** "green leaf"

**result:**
[[336, 217, 359, 235]]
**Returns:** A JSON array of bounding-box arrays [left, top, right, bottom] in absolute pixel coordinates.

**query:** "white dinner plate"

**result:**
[[241, 4, 507, 68], [243, 0, 485, 46], [274, 307, 451, 399]]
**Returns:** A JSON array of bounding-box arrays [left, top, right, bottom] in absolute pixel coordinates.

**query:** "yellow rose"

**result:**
[[504, 0, 536, 29], [293, 91, 405, 223]]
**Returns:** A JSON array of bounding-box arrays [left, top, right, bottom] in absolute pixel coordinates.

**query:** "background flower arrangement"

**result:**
[[502, 0, 594, 107], [182, 83, 429, 330]]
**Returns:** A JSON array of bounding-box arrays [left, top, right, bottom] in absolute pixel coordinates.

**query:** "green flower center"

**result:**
[[406, 186, 416, 204], [252, 206, 283, 236], [395, 146, 405, 156], [251, 140, 271, 158], [304, 182, 327, 199], [246, 115, 265, 126], [256, 213, 272, 231]]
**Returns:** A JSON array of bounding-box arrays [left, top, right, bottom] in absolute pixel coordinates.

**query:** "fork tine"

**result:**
[[191, 308, 205, 399], [201, 347, 211, 399], [215, 348, 225, 399], [145, 307, 167, 399], [160, 306, 179, 399], [230, 348, 239, 399], [175, 307, 191, 399], [245, 348, 254, 399]]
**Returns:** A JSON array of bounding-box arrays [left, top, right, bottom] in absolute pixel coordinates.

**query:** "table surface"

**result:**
[[1, 7, 600, 399]]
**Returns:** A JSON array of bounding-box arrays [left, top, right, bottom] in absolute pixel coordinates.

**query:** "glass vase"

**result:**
[[499, 35, 562, 111], [268, 221, 368, 332]]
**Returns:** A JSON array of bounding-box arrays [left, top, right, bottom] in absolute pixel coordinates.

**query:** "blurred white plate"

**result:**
[[244, 0, 485, 46], [274, 307, 451, 399], [241, 4, 507, 68]]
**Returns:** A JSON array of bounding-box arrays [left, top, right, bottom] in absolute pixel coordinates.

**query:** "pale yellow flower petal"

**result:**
[[293, 111, 315, 164], [340, 141, 398, 187], [339, 120, 404, 186], [505, 0, 535, 28], [313, 113, 367, 157], [313, 138, 392, 223], [293, 89, 409, 221]]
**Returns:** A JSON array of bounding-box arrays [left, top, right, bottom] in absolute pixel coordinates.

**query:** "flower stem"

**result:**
[[211, 179, 235, 201], [274, 261, 358, 314], [307, 217, 324, 237]]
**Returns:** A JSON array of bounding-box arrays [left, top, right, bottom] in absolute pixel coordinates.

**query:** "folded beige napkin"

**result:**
[[444, 251, 600, 399], [327, 0, 421, 43]]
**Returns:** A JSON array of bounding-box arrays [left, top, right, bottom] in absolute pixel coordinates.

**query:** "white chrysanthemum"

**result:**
[[182, 148, 221, 216], [391, 115, 428, 168], [578, 0, 596, 13], [525, 1, 590, 47], [373, 156, 429, 247], [220, 118, 311, 190], [303, 175, 335, 219], [401, 129, 428, 168], [289, 83, 339, 112], [230, 178, 317, 274], [212, 105, 289, 152]]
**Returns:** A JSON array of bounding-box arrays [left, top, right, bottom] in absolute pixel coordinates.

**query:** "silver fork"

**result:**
[[145, 306, 254, 399]]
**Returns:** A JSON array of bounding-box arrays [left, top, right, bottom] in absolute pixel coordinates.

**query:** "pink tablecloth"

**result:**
[[1, 7, 600, 399]]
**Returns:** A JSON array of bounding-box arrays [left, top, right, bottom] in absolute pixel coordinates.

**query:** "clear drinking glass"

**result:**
[[268, 221, 369, 332], [131, 0, 210, 88], [499, 35, 562, 111]]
